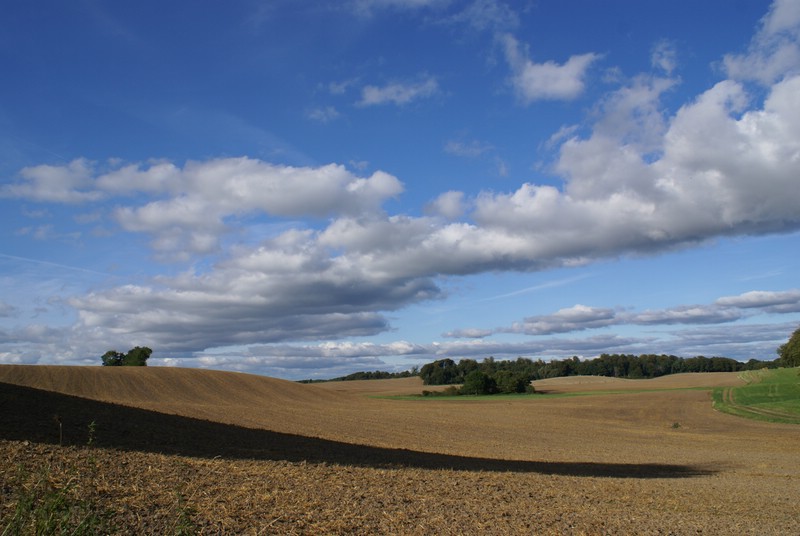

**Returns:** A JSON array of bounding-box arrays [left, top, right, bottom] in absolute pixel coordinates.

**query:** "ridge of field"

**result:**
[[0, 364, 351, 408], [2, 365, 799, 534], [0, 365, 375, 442]]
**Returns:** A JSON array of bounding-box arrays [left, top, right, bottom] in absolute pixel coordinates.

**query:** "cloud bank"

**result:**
[[8, 60, 797, 358]]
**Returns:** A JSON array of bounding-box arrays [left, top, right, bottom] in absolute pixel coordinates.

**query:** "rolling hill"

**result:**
[[2, 365, 798, 534]]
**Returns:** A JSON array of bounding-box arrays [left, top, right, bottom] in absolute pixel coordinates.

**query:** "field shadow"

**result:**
[[1, 382, 715, 479]]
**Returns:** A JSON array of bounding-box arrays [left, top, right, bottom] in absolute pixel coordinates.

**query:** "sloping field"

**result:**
[[2, 365, 799, 535], [532, 371, 746, 393]]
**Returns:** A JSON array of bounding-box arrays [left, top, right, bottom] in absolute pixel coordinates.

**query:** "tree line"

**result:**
[[418, 353, 778, 390], [777, 325, 800, 367], [298, 368, 419, 383]]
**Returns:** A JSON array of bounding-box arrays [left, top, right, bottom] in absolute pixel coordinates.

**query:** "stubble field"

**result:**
[[1, 365, 798, 534]]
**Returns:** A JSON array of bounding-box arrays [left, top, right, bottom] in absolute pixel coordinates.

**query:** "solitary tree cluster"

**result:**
[[420, 358, 535, 395], [101, 346, 152, 366]]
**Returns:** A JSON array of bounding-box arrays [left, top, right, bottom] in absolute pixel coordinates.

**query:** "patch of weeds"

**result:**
[[165, 458, 220, 536], [671, 422, 681, 429], [168, 492, 199, 536], [1, 421, 115, 536], [86, 420, 97, 447], [2, 463, 113, 536]]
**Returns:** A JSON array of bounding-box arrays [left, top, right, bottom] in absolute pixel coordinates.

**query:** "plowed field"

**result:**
[[1, 365, 798, 534]]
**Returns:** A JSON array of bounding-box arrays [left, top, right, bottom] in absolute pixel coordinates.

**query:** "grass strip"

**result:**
[[712, 367, 800, 424]]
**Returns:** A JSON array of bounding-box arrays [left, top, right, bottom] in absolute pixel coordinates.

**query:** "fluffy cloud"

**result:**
[[358, 77, 439, 106], [723, 0, 800, 84], [427, 334, 649, 361], [501, 33, 600, 102], [666, 322, 797, 358], [471, 73, 800, 264], [630, 306, 742, 326], [444, 289, 800, 338], [444, 0, 519, 34], [651, 40, 678, 75], [443, 328, 493, 339], [444, 139, 493, 157], [425, 191, 466, 219], [70, 227, 442, 352], [2, 159, 103, 203], [5, 157, 404, 259], [716, 289, 800, 313], [351, 0, 446, 17], [249, 340, 427, 358], [506, 305, 618, 335], [454, 289, 799, 340]]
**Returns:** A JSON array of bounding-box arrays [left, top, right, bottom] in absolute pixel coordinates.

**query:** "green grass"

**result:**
[[713, 367, 800, 424]]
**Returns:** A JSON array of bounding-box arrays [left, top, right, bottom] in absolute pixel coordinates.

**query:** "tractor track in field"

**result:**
[[718, 386, 798, 421]]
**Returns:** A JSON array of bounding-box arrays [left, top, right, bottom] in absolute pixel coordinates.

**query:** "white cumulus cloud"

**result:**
[[723, 0, 800, 84], [501, 33, 600, 103]]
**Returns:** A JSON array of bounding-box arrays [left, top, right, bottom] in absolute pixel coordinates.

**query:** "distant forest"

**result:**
[[300, 354, 777, 385], [298, 368, 418, 383], [417, 354, 776, 386]]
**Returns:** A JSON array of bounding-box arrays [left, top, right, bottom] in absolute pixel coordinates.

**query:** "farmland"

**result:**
[[713, 367, 800, 423], [1, 365, 799, 534]]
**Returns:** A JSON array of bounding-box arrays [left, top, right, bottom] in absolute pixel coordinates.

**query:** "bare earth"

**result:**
[[1, 365, 798, 534]]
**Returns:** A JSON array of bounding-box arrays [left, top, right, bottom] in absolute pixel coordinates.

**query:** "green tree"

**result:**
[[494, 370, 534, 394], [456, 359, 479, 381], [777, 326, 800, 367], [101, 350, 125, 366], [460, 370, 497, 395], [123, 346, 152, 366], [419, 359, 458, 385], [101, 346, 152, 366]]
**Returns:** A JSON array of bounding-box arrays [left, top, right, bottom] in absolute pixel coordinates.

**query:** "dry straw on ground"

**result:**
[[1, 366, 798, 534]]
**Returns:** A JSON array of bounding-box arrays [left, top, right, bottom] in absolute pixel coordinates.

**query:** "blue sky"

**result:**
[[1, 0, 799, 379]]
